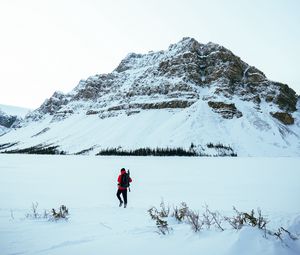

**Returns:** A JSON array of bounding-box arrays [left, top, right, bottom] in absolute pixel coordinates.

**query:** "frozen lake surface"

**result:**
[[0, 155, 299, 255]]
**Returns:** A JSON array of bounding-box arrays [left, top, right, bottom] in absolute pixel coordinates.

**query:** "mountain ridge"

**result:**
[[0, 104, 31, 136], [0, 37, 299, 156]]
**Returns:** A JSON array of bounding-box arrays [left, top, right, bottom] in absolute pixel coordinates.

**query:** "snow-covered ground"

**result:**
[[0, 155, 299, 255]]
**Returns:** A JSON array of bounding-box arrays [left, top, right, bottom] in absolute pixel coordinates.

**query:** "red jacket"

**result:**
[[118, 172, 132, 190]]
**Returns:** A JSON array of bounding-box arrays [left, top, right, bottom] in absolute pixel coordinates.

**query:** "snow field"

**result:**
[[0, 155, 299, 255]]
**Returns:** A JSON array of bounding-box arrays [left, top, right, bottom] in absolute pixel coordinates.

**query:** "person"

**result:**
[[116, 168, 132, 208]]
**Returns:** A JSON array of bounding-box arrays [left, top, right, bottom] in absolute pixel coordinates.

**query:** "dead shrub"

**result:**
[[187, 209, 203, 232], [148, 206, 171, 235], [173, 202, 189, 222]]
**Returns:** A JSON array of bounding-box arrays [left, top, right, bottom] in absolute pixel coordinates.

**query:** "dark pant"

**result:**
[[116, 189, 128, 204]]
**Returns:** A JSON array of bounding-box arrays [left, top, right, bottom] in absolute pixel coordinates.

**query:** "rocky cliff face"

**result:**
[[26, 37, 298, 123], [1, 37, 299, 156], [0, 114, 18, 129]]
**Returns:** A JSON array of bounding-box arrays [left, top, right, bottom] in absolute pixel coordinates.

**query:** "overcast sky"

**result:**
[[0, 0, 299, 109]]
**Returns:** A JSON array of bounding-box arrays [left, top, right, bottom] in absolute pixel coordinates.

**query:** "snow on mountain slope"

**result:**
[[0, 104, 31, 136], [0, 38, 299, 156]]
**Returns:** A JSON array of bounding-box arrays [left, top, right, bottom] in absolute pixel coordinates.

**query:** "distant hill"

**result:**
[[0, 104, 31, 135]]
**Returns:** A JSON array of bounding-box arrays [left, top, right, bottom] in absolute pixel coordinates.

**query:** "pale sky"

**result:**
[[0, 0, 299, 109]]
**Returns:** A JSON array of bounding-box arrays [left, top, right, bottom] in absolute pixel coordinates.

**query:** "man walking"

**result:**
[[116, 168, 132, 208]]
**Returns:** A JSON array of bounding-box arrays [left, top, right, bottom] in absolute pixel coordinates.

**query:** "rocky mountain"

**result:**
[[0, 104, 30, 136], [0, 37, 299, 156]]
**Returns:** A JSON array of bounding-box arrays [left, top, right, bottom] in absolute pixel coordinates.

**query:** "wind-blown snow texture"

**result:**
[[0, 155, 299, 255], [0, 37, 299, 156]]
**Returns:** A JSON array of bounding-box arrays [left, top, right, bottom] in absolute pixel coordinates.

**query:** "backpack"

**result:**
[[120, 173, 130, 188]]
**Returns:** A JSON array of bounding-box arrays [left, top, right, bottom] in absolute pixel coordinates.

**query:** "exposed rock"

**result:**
[[265, 95, 274, 103], [73, 74, 118, 101], [31, 127, 50, 137], [19, 37, 298, 124], [0, 115, 18, 128], [253, 95, 261, 104], [208, 101, 243, 119], [99, 111, 120, 119], [1, 37, 300, 156], [114, 53, 143, 73], [158, 51, 202, 84], [274, 83, 298, 112], [141, 100, 195, 109], [51, 109, 74, 122], [107, 100, 195, 112], [0, 142, 19, 150], [0, 105, 29, 134], [28, 91, 69, 120], [244, 66, 266, 83], [86, 110, 100, 115], [126, 110, 140, 116], [270, 112, 295, 125]]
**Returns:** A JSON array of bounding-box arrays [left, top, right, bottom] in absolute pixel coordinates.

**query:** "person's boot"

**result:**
[[124, 203, 127, 208], [119, 201, 123, 207]]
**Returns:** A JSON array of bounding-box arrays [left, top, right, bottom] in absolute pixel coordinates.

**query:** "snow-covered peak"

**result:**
[[167, 37, 203, 53], [0, 38, 299, 156]]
